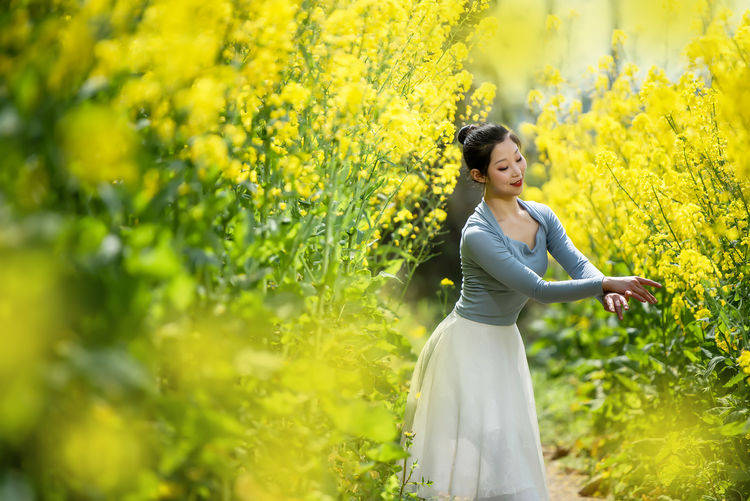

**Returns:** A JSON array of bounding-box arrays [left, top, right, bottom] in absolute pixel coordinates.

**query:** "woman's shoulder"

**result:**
[[522, 199, 554, 226], [461, 214, 490, 240], [460, 214, 508, 250]]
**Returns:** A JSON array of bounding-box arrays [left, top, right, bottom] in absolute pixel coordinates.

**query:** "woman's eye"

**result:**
[[499, 157, 522, 169]]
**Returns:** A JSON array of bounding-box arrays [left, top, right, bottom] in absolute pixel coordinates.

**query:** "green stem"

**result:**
[[650, 183, 682, 252]]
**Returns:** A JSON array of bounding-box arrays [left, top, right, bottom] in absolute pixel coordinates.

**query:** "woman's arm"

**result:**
[[540, 203, 606, 306], [462, 228, 604, 304]]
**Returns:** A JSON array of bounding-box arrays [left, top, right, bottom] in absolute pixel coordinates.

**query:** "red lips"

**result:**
[[511, 178, 523, 186]]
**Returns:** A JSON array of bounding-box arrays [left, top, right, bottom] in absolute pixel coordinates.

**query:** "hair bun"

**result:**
[[457, 124, 478, 145]]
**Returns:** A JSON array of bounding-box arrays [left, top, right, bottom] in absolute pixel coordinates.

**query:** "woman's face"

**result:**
[[472, 137, 527, 196]]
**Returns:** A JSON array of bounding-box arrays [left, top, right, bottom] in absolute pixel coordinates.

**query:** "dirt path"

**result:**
[[542, 444, 601, 500]]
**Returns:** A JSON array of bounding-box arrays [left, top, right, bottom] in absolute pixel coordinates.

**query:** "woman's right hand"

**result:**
[[602, 276, 662, 304]]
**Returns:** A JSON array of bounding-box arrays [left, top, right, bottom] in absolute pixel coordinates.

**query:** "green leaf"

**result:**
[[384, 259, 404, 276], [712, 418, 750, 436], [599, 335, 621, 347], [704, 356, 727, 376], [124, 235, 181, 278], [613, 372, 640, 393], [377, 271, 403, 284], [723, 371, 747, 388], [365, 442, 410, 463], [328, 400, 398, 442]]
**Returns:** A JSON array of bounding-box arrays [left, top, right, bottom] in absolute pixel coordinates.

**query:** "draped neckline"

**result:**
[[477, 197, 543, 254]]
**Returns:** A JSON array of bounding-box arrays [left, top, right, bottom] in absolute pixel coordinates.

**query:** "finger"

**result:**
[[626, 288, 650, 303], [634, 284, 658, 303], [625, 290, 643, 302], [633, 284, 654, 303], [614, 298, 623, 320], [637, 276, 663, 288], [636, 276, 663, 288], [606, 296, 614, 312], [622, 296, 629, 310]]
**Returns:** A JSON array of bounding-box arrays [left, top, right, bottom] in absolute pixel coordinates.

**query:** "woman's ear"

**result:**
[[470, 169, 486, 184]]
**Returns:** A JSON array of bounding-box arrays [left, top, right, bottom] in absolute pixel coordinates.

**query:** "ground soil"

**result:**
[[543, 444, 602, 500]]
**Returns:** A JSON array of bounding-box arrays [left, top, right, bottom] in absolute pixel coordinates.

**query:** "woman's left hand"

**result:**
[[603, 292, 629, 320]]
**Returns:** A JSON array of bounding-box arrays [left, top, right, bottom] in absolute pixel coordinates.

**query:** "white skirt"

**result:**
[[400, 308, 550, 500]]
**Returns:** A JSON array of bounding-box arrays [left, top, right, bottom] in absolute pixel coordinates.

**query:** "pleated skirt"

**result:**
[[400, 308, 550, 500]]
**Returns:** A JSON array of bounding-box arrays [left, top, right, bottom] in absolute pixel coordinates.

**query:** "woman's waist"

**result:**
[[451, 302, 521, 327]]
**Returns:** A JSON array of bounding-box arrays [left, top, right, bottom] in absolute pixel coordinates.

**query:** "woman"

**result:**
[[400, 123, 662, 500]]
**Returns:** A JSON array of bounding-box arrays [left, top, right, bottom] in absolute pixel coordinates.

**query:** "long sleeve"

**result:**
[[462, 229, 604, 304], [541, 204, 606, 306]]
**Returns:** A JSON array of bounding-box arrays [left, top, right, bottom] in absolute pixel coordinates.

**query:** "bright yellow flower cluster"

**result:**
[[0, 0, 501, 497], [524, 6, 749, 333], [738, 350, 750, 381], [424, 207, 448, 235], [460, 81, 498, 123], [1, 0, 498, 262], [57, 103, 139, 187]]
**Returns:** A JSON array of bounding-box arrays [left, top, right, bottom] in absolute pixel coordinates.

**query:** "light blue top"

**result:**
[[453, 197, 605, 325]]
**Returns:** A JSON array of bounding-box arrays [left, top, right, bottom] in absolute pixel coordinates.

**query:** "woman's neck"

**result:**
[[482, 194, 521, 221]]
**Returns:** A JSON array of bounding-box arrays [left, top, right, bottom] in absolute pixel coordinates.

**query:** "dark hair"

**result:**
[[456, 123, 522, 184]]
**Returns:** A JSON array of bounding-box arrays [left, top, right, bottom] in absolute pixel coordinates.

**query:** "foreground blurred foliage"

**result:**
[[524, 3, 750, 499], [0, 0, 497, 498]]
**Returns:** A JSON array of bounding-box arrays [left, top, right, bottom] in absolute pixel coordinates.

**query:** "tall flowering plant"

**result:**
[[0, 0, 498, 498]]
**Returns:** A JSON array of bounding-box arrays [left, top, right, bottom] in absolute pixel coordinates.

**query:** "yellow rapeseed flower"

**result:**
[[57, 103, 138, 187]]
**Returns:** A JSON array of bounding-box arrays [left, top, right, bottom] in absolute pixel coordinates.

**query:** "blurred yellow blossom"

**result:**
[[57, 103, 138, 186]]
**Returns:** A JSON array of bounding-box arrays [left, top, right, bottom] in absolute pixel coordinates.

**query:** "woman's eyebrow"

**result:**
[[494, 147, 520, 164]]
